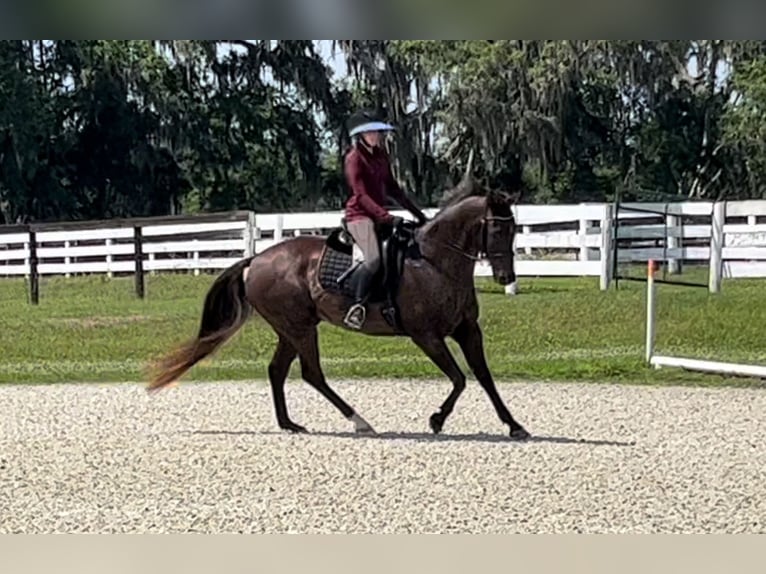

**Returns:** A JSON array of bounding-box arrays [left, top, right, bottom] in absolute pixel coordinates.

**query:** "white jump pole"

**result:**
[[650, 355, 766, 379], [644, 259, 766, 379]]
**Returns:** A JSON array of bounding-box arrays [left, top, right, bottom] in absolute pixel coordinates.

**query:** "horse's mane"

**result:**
[[436, 149, 523, 217], [437, 176, 483, 210], [424, 175, 485, 236]]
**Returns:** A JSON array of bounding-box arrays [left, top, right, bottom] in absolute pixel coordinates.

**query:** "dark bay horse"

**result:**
[[146, 172, 531, 440]]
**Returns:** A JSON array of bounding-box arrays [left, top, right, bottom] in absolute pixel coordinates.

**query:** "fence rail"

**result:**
[[2, 201, 766, 297]]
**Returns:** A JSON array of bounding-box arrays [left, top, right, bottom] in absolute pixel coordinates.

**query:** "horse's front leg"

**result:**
[[451, 318, 530, 440]]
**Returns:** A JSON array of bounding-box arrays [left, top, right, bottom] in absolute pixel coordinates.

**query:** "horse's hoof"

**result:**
[[429, 413, 444, 434], [509, 427, 530, 441], [351, 413, 376, 435], [281, 423, 308, 434]]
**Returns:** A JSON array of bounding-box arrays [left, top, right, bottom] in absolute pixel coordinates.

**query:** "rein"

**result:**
[[421, 214, 515, 263]]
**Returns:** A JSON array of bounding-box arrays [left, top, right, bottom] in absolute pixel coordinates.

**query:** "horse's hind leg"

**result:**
[[268, 336, 306, 433], [294, 328, 376, 435]]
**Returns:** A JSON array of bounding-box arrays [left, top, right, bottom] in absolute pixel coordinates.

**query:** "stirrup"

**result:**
[[343, 303, 366, 330]]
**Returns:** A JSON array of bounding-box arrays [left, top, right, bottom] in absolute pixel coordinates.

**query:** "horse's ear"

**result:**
[[487, 188, 501, 204], [487, 189, 520, 214], [507, 189, 522, 205], [487, 188, 507, 210], [492, 189, 522, 205]]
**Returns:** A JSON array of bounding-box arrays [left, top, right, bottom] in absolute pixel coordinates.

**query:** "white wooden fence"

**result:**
[[2, 200, 766, 293]]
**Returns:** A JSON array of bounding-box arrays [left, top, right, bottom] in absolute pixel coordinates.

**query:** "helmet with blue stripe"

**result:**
[[347, 109, 395, 137]]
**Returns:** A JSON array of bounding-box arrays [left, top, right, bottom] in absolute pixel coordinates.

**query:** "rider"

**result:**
[[342, 109, 428, 330]]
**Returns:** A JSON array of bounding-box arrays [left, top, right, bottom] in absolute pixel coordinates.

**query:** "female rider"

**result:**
[[342, 109, 428, 330]]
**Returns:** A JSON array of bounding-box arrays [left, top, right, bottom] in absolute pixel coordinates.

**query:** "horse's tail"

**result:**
[[146, 256, 255, 393]]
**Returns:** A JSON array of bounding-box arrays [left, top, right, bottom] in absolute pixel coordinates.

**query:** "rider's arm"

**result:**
[[384, 159, 428, 223], [345, 152, 394, 224]]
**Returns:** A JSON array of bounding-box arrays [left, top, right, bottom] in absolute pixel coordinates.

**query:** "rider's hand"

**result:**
[[390, 215, 404, 228], [412, 209, 428, 226]]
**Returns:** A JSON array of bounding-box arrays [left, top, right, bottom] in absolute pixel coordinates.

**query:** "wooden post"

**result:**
[[600, 203, 614, 291], [522, 225, 532, 256], [579, 206, 591, 263], [506, 221, 519, 296], [709, 201, 725, 293], [666, 214, 680, 275], [193, 239, 200, 277], [106, 238, 113, 278], [28, 228, 39, 305], [64, 240, 71, 278], [134, 225, 145, 299], [252, 212, 262, 257], [244, 211, 256, 258]]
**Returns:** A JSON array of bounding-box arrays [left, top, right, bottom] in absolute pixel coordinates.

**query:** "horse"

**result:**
[[146, 167, 531, 441]]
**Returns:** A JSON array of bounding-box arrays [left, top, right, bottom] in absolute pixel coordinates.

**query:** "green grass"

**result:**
[[1, 270, 765, 387]]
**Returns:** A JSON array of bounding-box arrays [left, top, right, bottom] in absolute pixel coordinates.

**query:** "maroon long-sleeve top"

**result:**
[[343, 143, 418, 224]]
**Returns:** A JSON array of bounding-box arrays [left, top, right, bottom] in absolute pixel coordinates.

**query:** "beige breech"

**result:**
[[346, 217, 381, 272]]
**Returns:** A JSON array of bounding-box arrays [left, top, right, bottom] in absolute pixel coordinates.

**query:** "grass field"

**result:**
[[1, 269, 765, 386]]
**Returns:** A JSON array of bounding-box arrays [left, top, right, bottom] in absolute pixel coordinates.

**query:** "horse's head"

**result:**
[[481, 188, 520, 286], [432, 150, 521, 286]]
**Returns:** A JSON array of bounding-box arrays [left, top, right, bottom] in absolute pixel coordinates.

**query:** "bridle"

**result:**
[[480, 214, 516, 261], [430, 212, 516, 263]]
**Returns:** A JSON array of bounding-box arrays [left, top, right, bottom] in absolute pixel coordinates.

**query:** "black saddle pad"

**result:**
[[317, 246, 358, 300]]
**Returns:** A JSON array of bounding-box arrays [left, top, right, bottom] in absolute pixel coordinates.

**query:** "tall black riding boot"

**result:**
[[343, 265, 376, 330]]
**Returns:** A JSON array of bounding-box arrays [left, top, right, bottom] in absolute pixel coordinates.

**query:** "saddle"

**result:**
[[318, 217, 422, 332]]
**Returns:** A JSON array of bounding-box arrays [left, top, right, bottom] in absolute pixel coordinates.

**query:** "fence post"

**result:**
[[274, 214, 284, 243], [64, 240, 71, 278], [579, 204, 591, 263], [193, 239, 200, 276], [106, 238, 113, 278], [134, 225, 145, 299], [709, 201, 725, 293], [28, 227, 39, 305], [243, 211, 256, 257], [522, 225, 532, 256], [23, 239, 29, 280], [666, 213, 680, 275], [600, 203, 614, 291]]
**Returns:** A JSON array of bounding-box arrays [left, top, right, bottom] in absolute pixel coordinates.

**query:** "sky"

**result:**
[[315, 40, 349, 79]]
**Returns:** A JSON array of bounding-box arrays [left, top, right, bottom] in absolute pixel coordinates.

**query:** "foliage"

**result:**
[[722, 55, 766, 198], [4, 41, 766, 224]]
